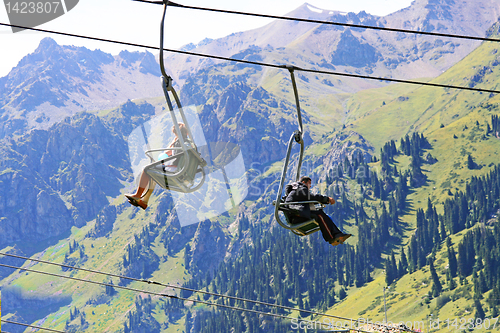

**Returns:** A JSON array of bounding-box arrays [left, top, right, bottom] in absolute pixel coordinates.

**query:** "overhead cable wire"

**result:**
[[0, 21, 494, 330], [0, 252, 418, 333], [1, 319, 68, 333], [133, 0, 500, 43], [0, 19, 433, 333], [0, 22, 498, 95], [0, 262, 384, 333]]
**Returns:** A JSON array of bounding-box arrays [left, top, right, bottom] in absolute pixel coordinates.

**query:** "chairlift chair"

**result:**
[[273, 66, 325, 236], [142, 0, 207, 194], [274, 199, 325, 236]]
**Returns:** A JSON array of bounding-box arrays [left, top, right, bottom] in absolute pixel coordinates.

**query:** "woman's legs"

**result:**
[[130, 171, 151, 198], [126, 171, 154, 209], [140, 185, 155, 204]]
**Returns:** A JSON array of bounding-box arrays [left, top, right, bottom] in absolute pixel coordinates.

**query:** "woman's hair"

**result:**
[[172, 123, 189, 140]]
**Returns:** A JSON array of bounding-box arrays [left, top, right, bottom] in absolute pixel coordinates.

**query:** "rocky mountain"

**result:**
[[1, 1, 500, 332], [0, 37, 162, 138], [183, 77, 313, 167], [0, 100, 156, 255], [164, 0, 500, 87], [2, 0, 499, 140]]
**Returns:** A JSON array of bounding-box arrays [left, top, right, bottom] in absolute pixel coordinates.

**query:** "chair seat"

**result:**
[[275, 199, 321, 236], [144, 148, 206, 193]]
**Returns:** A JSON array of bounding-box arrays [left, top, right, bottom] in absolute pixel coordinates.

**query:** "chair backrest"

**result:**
[[144, 147, 206, 193], [175, 148, 206, 183]]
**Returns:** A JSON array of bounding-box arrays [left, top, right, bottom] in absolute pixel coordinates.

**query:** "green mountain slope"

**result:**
[[307, 32, 500, 332], [3, 24, 500, 333], [351, 37, 500, 149]]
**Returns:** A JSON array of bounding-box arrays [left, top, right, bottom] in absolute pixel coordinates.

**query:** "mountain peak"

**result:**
[[38, 37, 58, 48], [17, 37, 64, 68], [286, 2, 340, 19], [303, 3, 324, 14], [0, 38, 163, 138], [34, 37, 63, 56], [289, 2, 370, 17]]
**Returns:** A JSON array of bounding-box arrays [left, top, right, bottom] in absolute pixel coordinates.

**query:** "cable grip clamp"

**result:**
[[294, 130, 303, 143]]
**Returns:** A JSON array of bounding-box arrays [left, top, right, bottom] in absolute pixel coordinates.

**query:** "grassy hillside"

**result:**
[[2, 29, 500, 333], [308, 38, 500, 332], [351, 39, 500, 151]]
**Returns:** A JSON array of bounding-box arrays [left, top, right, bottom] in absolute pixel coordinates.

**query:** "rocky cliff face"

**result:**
[[0, 144, 73, 248], [182, 76, 313, 168], [188, 221, 229, 274], [0, 99, 155, 250], [0, 38, 162, 138], [321, 131, 375, 168]]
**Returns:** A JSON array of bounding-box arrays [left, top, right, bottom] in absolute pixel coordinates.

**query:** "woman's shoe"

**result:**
[[125, 195, 148, 210]]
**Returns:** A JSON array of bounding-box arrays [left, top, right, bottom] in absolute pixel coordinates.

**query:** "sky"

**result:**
[[0, 0, 414, 77]]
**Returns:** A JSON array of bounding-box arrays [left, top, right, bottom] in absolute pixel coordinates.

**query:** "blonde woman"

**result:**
[[125, 123, 189, 210]]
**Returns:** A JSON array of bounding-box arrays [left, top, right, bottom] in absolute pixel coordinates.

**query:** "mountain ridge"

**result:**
[[165, 0, 500, 87], [0, 38, 163, 138], [2, 0, 499, 140], [1, 1, 500, 332]]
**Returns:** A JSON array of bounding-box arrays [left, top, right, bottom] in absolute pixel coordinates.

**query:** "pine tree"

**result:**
[[457, 242, 468, 278], [398, 249, 408, 277], [338, 287, 347, 300], [479, 271, 488, 293], [184, 244, 191, 270], [385, 252, 397, 285], [408, 237, 418, 272], [429, 260, 442, 297], [448, 246, 458, 278], [105, 280, 116, 296], [467, 154, 476, 169], [440, 220, 447, 241], [354, 253, 365, 287], [447, 270, 457, 291], [474, 300, 486, 320], [185, 310, 192, 333]]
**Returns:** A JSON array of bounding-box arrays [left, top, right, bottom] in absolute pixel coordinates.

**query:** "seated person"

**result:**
[[285, 176, 351, 246], [125, 123, 190, 210]]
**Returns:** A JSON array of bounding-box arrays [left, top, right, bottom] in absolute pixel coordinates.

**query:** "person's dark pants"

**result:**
[[310, 210, 342, 243]]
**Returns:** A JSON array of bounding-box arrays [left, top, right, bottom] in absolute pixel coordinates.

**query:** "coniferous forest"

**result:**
[[3, 8, 500, 332], [116, 129, 500, 333]]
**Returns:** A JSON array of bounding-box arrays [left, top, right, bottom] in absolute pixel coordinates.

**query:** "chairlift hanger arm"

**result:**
[[274, 65, 314, 234], [159, 0, 172, 81], [273, 132, 304, 229], [158, 0, 193, 158], [140, 0, 207, 194], [159, 0, 197, 146], [283, 65, 304, 137]]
